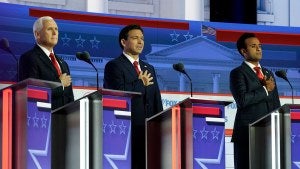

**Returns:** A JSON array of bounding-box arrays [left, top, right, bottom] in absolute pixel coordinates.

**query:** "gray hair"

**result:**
[[33, 16, 54, 39]]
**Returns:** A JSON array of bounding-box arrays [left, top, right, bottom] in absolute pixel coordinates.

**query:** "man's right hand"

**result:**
[[59, 73, 72, 87], [138, 70, 153, 86], [263, 76, 275, 92]]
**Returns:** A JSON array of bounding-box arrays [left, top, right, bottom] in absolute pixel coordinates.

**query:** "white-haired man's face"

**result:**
[[35, 19, 58, 51]]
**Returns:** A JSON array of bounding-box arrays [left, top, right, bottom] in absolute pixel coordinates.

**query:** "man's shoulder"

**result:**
[[20, 45, 41, 58]]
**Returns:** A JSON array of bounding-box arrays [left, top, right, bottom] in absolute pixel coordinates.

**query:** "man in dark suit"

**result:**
[[230, 32, 281, 169], [103, 24, 163, 169], [19, 16, 74, 110], [18, 16, 74, 168]]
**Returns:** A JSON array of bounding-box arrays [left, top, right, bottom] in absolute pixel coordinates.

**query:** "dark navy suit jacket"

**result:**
[[18, 45, 74, 110], [230, 62, 280, 168], [103, 54, 163, 169]]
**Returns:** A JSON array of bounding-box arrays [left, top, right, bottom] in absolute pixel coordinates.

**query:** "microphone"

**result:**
[[172, 63, 193, 97], [275, 70, 294, 104], [0, 38, 17, 61], [0, 38, 19, 81], [76, 51, 99, 90]]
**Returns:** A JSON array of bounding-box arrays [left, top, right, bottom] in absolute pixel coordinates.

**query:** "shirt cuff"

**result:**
[[263, 86, 268, 96]]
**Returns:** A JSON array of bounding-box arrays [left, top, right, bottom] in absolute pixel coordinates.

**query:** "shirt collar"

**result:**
[[37, 44, 54, 58], [123, 51, 139, 64], [244, 61, 261, 71]]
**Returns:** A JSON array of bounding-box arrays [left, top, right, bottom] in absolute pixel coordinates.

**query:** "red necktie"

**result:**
[[133, 61, 140, 75], [49, 53, 61, 76], [254, 66, 264, 80]]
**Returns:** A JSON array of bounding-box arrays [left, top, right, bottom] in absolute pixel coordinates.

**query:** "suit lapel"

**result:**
[[139, 60, 148, 72], [120, 54, 138, 77], [35, 45, 60, 77], [241, 62, 261, 83]]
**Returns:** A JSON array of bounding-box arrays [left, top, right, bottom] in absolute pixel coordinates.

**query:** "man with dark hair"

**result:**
[[230, 32, 281, 168], [104, 24, 163, 169]]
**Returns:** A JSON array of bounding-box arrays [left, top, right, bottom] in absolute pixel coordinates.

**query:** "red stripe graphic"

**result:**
[[193, 106, 220, 116], [29, 8, 189, 30], [291, 112, 300, 120], [27, 89, 48, 100], [216, 30, 300, 46], [103, 98, 127, 109]]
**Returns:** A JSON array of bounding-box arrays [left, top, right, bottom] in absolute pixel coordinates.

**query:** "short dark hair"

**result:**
[[236, 32, 256, 56], [118, 24, 144, 49]]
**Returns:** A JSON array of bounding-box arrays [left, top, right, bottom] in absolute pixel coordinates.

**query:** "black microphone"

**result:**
[[76, 51, 99, 90], [173, 63, 193, 97], [0, 38, 17, 60], [275, 70, 294, 104], [0, 38, 19, 81]]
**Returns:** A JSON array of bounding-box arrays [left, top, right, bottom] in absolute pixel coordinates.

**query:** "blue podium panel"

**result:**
[[102, 95, 132, 168], [192, 100, 227, 169], [52, 89, 138, 169], [146, 98, 231, 169], [25, 86, 52, 169], [290, 106, 300, 169], [0, 78, 60, 169]]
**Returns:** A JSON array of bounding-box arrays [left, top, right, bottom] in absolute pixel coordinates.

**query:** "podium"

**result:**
[[0, 78, 61, 169], [146, 97, 231, 169], [52, 88, 140, 169], [249, 104, 300, 169], [1, 78, 140, 169]]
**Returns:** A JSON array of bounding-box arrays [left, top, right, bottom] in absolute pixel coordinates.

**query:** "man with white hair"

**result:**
[[18, 16, 74, 168], [19, 16, 74, 110]]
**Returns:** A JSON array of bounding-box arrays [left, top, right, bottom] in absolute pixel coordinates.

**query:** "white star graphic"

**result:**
[[32, 112, 39, 127], [193, 129, 198, 139], [90, 36, 100, 49], [199, 126, 209, 140], [119, 121, 126, 135], [194, 132, 225, 168], [61, 33, 71, 47], [183, 32, 193, 40], [104, 124, 131, 168], [211, 127, 220, 140], [75, 35, 85, 48], [292, 134, 296, 143], [103, 123, 107, 133], [170, 30, 180, 42], [40, 114, 47, 128], [27, 113, 31, 126], [109, 120, 117, 134]]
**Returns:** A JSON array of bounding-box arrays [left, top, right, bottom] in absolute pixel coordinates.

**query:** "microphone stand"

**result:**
[[286, 80, 294, 104], [183, 72, 193, 97], [89, 62, 99, 91]]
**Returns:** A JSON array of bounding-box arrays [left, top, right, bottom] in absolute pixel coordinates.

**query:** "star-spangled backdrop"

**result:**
[[1, 2, 300, 169]]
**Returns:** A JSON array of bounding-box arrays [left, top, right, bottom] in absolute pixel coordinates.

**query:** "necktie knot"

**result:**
[[49, 53, 61, 76], [133, 61, 140, 75], [254, 66, 264, 80]]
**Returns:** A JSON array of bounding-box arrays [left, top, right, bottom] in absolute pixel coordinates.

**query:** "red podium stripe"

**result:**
[[29, 8, 189, 30], [103, 98, 127, 109], [2, 88, 12, 169], [27, 89, 48, 100], [291, 112, 300, 120], [193, 106, 220, 116], [216, 30, 300, 46]]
